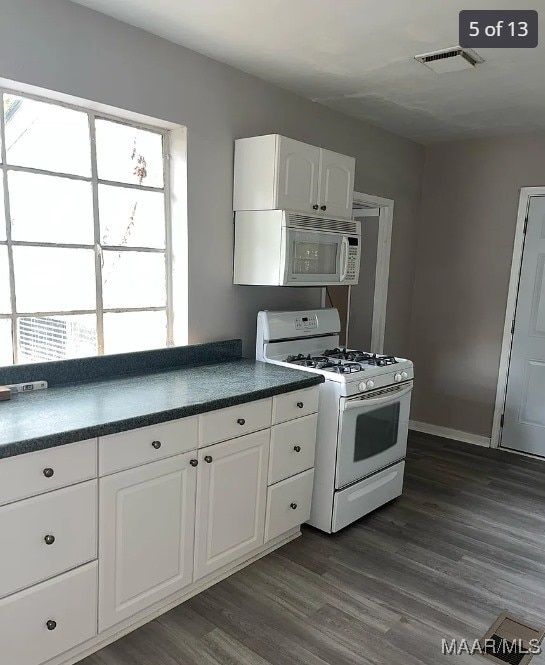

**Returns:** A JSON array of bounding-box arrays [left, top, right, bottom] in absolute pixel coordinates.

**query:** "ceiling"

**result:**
[[71, 0, 545, 143]]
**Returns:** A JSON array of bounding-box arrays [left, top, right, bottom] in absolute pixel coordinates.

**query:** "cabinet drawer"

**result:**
[[99, 416, 198, 475], [265, 469, 314, 542], [0, 562, 97, 665], [272, 387, 319, 424], [269, 414, 317, 485], [0, 439, 97, 506], [199, 398, 272, 447], [0, 480, 97, 599]]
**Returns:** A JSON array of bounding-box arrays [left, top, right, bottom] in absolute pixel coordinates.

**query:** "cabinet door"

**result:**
[[194, 429, 270, 581], [98, 452, 197, 632], [318, 149, 355, 219], [276, 136, 320, 213]]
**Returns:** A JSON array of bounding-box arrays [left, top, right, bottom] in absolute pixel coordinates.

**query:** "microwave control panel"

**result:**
[[346, 237, 359, 282], [294, 314, 318, 331]]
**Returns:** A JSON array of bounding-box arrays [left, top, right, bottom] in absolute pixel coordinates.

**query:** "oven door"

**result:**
[[282, 228, 346, 284], [335, 382, 412, 489]]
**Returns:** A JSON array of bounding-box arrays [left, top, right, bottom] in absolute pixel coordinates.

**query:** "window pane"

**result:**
[[0, 178, 5, 241], [13, 247, 96, 312], [95, 119, 164, 187], [9, 172, 94, 244], [102, 250, 165, 309], [0, 246, 11, 313], [99, 185, 165, 249], [4, 95, 91, 176], [0, 319, 13, 365], [104, 310, 166, 355], [17, 315, 97, 364]]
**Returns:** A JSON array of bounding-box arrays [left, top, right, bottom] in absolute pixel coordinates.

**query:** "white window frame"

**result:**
[[0, 87, 174, 364]]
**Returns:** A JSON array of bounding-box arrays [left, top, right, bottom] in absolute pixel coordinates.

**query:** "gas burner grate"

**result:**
[[324, 348, 398, 366], [327, 362, 364, 374], [286, 354, 346, 370]]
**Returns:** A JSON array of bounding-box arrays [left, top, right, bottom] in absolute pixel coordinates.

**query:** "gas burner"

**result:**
[[286, 354, 341, 370], [325, 362, 363, 374], [324, 348, 398, 367]]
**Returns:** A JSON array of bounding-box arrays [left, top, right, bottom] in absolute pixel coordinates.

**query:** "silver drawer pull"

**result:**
[[151, 440, 162, 450], [43, 468, 54, 478], [44, 535, 55, 546], [46, 620, 57, 631]]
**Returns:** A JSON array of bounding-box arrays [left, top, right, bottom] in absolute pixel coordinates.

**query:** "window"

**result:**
[[0, 90, 172, 365]]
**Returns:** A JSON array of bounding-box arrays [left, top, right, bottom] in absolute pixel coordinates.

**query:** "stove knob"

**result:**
[[401, 371, 408, 380], [366, 380, 375, 390], [357, 381, 367, 392], [394, 373, 402, 382]]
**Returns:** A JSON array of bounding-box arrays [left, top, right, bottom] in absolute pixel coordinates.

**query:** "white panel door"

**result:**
[[503, 196, 545, 455], [275, 136, 320, 213], [194, 429, 269, 581], [99, 452, 197, 631], [318, 149, 355, 219]]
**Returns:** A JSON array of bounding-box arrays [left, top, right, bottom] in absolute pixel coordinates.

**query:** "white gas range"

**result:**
[[257, 308, 414, 533]]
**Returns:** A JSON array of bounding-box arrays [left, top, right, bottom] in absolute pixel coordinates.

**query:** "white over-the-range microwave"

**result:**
[[233, 210, 361, 286]]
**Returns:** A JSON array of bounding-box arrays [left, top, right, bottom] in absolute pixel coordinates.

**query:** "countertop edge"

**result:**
[[0, 374, 324, 460]]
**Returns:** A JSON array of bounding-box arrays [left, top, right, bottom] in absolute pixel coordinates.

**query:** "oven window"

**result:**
[[292, 241, 337, 275], [353, 403, 400, 461]]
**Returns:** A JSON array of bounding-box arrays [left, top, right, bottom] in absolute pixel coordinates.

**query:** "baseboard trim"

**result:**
[[409, 420, 491, 448]]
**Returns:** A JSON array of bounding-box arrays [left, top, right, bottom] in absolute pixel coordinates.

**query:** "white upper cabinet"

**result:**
[[318, 149, 355, 219], [276, 137, 320, 213], [233, 134, 355, 220]]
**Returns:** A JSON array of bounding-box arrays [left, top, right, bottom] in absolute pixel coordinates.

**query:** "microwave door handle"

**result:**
[[339, 237, 349, 281], [343, 383, 413, 410]]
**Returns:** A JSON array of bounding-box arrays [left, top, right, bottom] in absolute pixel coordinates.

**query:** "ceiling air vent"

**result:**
[[415, 46, 484, 73]]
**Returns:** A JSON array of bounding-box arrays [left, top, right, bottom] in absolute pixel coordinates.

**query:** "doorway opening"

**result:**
[[492, 187, 545, 451], [325, 192, 394, 353]]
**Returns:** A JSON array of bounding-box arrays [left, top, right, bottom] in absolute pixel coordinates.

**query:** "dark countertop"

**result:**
[[0, 359, 323, 459]]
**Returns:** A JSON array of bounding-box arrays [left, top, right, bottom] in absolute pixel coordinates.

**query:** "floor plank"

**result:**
[[82, 433, 545, 664]]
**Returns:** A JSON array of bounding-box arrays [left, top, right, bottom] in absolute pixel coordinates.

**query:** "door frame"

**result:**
[[491, 187, 545, 448], [351, 191, 394, 353]]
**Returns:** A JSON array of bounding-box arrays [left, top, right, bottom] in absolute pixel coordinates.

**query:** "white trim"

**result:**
[[352, 192, 394, 353], [491, 187, 545, 448], [409, 420, 491, 447], [0, 77, 179, 131]]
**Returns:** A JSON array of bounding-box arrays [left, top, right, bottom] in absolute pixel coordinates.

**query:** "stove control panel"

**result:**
[[294, 314, 318, 331]]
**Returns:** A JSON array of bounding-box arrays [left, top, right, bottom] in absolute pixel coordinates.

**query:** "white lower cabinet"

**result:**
[[194, 429, 270, 580], [265, 469, 315, 543], [98, 452, 197, 632], [0, 480, 97, 599], [0, 389, 318, 664], [0, 562, 97, 665]]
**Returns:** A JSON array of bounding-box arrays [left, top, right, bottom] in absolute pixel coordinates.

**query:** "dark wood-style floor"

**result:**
[[84, 433, 545, 665]]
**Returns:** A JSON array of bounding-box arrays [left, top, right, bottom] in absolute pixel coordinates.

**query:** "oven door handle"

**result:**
[[343, 383, 413, 410]]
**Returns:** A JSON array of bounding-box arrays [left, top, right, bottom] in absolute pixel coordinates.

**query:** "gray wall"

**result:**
[[0, 0, 424, 356], [411, 133, 545, 438]]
